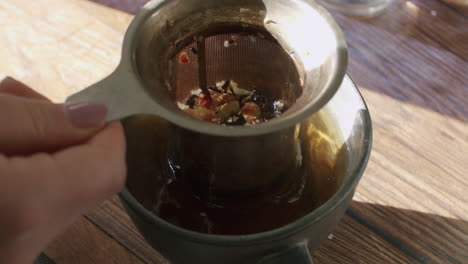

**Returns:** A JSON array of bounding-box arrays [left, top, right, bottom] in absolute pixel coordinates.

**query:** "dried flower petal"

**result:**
[[178, 52, 190, 64]]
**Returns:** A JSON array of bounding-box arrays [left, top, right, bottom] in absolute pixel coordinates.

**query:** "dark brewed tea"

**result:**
[[124, 114, 345, 235]]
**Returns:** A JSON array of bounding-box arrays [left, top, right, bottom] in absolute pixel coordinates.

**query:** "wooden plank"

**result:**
[[86, 197, 168, 264], [332, 1, 468, 122], [0, 0, 131, 102], [44, 216, 145, 264], [315, 202, 468, 263], [314, 211, 416, 264], [90, 0, 149, 14], [357, 88, 467, 217]]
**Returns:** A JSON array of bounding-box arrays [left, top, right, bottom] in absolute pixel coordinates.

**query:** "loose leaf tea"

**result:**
[[178, 80, 287, 125]]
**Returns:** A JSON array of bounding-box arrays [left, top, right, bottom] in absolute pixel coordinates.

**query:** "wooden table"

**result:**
[[1, 0, 467, 263]]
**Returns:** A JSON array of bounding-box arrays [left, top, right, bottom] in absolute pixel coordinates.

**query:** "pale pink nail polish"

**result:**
[[65, 102, 108, 128]]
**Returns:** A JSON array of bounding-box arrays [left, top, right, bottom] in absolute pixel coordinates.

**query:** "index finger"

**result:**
[[1, 122, 126, 220], [0, 77, 49, 101], [0, 121, 126, 260], [52, 121, 127, 209]]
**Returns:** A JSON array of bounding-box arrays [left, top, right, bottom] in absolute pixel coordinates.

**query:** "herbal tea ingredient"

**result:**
[[178, 80, 287, 125]]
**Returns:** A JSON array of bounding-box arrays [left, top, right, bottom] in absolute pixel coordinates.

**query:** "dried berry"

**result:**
[[241, 102, 261, 124], [251, 89, 267, 105], [190, 47, 199, 55], [186, 95, 197, 109]]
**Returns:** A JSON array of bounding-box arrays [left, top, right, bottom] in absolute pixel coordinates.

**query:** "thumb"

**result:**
[[0, 94, 107, 155]]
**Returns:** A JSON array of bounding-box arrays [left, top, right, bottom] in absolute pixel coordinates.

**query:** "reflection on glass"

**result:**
[[316, 0, 393, 17], [441, 0, 468, 7]]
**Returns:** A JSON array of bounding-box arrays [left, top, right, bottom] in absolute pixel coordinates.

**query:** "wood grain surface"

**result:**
[[0, 0, 466, 263], [45, 216, 145, 264]]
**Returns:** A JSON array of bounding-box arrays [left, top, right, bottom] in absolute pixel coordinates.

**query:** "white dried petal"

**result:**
[[230, 81, 250, 95], [224, 40, 230, 48], [177, 102, 188, 110], [274, 100, 285, 110], [191, 89, 202, 95], [216, 80, 226, 88]]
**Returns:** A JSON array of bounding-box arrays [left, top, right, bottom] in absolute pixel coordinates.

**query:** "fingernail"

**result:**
[[65, 102, 108, 128]]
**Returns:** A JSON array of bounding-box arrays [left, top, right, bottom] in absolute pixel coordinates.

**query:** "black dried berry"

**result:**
[[262, 111, 276, 120], [190, 47, 199, 54], [186, 95, 197, 109], [251, 89, 267, 104], [208, 86, 221, 93]]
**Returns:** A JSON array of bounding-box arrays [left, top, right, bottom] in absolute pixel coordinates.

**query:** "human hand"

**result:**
[[0, 77, 126, 264]]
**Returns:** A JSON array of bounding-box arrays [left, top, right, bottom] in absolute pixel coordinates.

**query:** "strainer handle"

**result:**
[[257, 244, 313, 264], [66, 66, 161, 121]]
